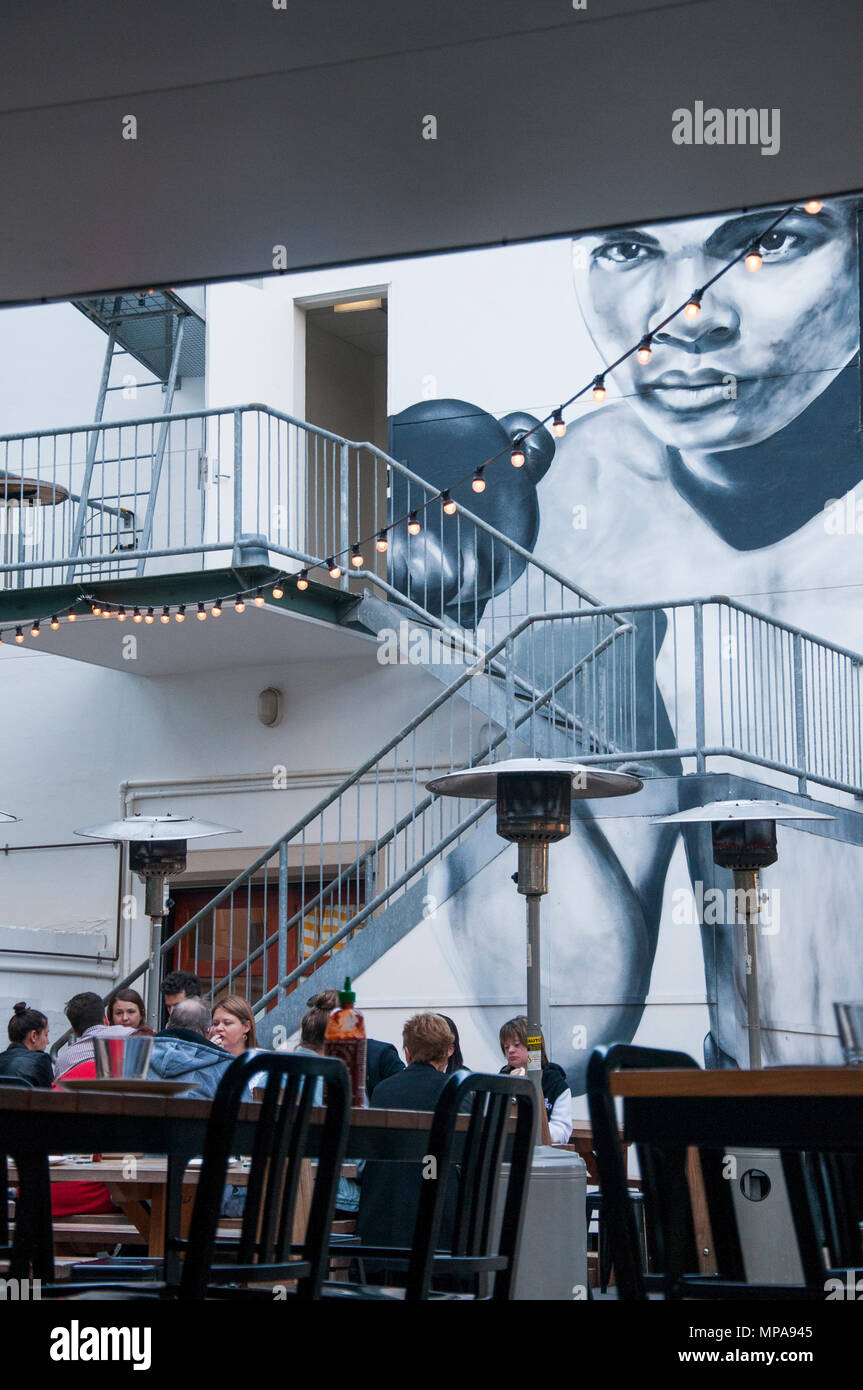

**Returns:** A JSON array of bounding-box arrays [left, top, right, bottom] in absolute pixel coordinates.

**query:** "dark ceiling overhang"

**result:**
[[0, 0, 861, 305]]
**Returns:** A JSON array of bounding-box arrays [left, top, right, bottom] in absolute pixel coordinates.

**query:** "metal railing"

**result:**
[[108, 597, 863, 1019], [0, 405, 604, 651]]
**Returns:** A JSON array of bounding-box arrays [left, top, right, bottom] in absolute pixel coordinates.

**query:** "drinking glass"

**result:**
[[93, 1034, 153, 1080]]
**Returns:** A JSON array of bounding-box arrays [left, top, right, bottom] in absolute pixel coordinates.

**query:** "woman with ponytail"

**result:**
[[0, 1002, 53, 1086]]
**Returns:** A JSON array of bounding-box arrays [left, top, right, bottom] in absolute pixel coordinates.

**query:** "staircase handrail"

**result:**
[[108, 606, 634, 1001]]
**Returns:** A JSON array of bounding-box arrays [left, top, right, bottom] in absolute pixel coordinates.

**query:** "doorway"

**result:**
[[302, 291, 389, 586], [166, 878, 367, 1012]]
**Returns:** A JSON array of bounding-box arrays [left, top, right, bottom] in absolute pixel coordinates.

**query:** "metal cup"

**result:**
[[93, 1034, 153, 1080], [833, 1002, 863, 1067]]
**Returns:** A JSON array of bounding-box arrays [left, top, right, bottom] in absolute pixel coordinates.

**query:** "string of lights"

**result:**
[[0, 199, 823, 642]]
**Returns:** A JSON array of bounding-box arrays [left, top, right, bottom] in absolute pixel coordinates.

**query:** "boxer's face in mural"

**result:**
[[571, 201, 859, 454]]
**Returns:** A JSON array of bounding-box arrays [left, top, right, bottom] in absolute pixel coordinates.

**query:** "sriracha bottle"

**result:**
[[323, 977, 367, 1108]]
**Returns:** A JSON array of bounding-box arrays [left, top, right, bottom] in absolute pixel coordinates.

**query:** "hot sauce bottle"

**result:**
[[323, 977, 367, 1108]]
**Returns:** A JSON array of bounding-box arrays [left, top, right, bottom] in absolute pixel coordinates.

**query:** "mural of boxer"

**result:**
[[390, 196, 863, 1086]]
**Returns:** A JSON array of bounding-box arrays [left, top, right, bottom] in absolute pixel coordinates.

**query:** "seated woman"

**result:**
[[437, 1013, 467, 1075], [0, 1002, 53, 1086], [291, 994, 362, 1219], [106, 988, 146, 1030], [498, 1015, 573, 1144], [208, 995, 274, 1218]]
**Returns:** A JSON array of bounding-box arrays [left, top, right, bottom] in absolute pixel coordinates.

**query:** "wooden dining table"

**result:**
[[0, 1085, 503, 1282], [10, 1156, 251, 1258]]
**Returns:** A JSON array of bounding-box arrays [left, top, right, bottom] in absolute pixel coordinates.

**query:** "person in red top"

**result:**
[[51, 1058, 118, 1217]]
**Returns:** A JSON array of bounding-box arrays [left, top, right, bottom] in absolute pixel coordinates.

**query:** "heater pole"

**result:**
[[526, 892, 542, 1035], [517, 843, 549, 1124], [734, 868, 762, 1069]]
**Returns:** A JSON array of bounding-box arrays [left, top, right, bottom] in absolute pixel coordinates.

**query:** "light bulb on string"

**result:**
[[91, 602, 102, 616], [197, 603, 207, 621], [50, 615, 60, 630], [472, 468, 486, 493], [271, 582, 284, 598], [15, 627, 24, 644], [116, 608, 126, 622], [211, 599, 222, 616], [744, 248, 762, 272], [804, 199, 822, 214], [328, 558, 342, 579], [160, 607, 171, 623], [30, 622, 40, 637], [552, 410, 566, 439], [254, 588, 265, 607], [144, 608, 155, 624], [175, 605, 186, 623], [375, 530, 389, 553], [234, 595, 245, 613], [101, 608, 112, 619], [407, 510, 422, 535], [684, 291, 702, 319], [132, 607, 143, 623], [296, 570, 309, 590], [510, 438, 526, 468], [350, 545, 364, 568], [441, 490, 457, 515], [67, 610, 77, 622], [636, 336, 653, 365], [592, 375, 606, 403]]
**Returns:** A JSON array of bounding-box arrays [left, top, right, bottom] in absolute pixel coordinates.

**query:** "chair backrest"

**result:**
[[589, 1046, 863, 1299], [0, 1081, 33, 1262], [586, 1043, 700, 1300], [179, 1051, 350, 1300], [405, 1068, 536, 1301]]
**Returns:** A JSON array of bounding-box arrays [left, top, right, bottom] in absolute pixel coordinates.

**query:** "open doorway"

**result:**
[[302, 290, 389, 586], [165, 878, 367, 1014]]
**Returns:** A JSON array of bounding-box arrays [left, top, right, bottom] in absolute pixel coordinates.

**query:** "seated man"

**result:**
[[357, 1012, 459, 1285], [159, 969, 203, 1021], [148, 997, 233, 1100], [53, 992, 133, 1079]]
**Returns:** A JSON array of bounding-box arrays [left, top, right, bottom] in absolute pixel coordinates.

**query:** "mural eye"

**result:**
[[595, 241, 652, 267], [753, 229, 800, 260]]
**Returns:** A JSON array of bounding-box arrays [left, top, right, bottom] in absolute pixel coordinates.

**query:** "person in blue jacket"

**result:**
[[148, 997, 233, 1099]]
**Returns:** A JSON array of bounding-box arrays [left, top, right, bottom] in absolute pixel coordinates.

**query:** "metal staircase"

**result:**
[[109, 582, 863, 1046]]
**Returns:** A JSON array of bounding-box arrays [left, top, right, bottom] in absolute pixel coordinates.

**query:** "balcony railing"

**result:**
[[0, 403, 605, 651]]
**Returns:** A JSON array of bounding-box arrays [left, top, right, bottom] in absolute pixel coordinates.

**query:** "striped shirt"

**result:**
[[54, 1024, 134, 1079]]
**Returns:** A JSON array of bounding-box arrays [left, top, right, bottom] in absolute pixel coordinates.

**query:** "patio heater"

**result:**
[[427, 758, 642, 1092], [653, 800, 833, 1068], [75, 813, 237, 1024]]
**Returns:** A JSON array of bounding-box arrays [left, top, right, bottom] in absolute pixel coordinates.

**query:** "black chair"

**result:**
[[57, 1051, 351, 1300], [322, 1068, 537, 1301], [588, 1043, 863, 1300], [0, 1078, 34, 1273], [585, 1189, 646, 1294], [587, 1042, 700, 1300]]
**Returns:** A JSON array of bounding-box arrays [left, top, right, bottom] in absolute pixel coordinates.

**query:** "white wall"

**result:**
[[202, 237, 595, 429]]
